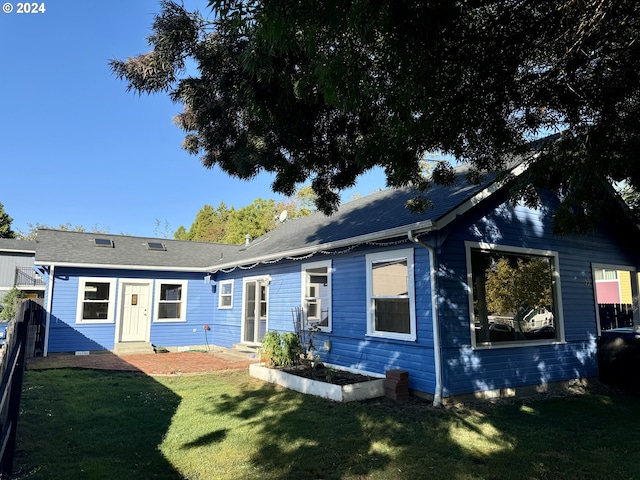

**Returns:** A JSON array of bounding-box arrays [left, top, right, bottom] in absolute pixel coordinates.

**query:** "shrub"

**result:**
[[261, 330, 302, 368], [0, 287, 23, 321]]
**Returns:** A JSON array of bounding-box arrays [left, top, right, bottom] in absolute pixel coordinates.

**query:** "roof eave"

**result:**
[[35, 261, 211, 272], [206, 220, 436, 272]]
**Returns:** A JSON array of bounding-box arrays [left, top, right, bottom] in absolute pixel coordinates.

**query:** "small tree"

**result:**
[[0, 287, 23, 321]]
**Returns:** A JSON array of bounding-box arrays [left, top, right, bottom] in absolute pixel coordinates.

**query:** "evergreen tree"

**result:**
[[0, 203, 16, 239]]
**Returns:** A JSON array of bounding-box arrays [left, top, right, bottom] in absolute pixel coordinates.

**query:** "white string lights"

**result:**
[[213, 237, 410, 274]]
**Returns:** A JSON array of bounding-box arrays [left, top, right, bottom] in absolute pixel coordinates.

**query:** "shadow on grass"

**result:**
[[15, 368, 640, 479], [181, 429, 228, 449], [14, 369, 183, 480], [207, 378, 640, 480]]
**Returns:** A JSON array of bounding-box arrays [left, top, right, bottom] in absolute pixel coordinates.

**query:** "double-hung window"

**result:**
[[366, 249, 416, 341], [301, 261, 332, 331], [77, 277, 116, 323], [467, 242, 563, 347], [218, 280, 234, 309], [154, 281, 188, 322]]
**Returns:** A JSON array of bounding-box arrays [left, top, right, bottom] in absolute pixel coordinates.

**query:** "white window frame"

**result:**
[[301, 260, 332, 332], [466, 241, 565, 349], [366, 249, 416, 341], [218, 279, 234, 309], [154, 280, 188, 322], [76, 277, 117, 324]]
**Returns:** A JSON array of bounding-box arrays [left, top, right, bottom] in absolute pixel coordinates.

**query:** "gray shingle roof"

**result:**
[[35, 229, 241, 271], [34, 163, 500, 272], [0, 238, 37, 253], [208, 163, 498, 269]]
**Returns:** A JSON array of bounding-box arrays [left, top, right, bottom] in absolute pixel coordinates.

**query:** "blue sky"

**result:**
[[0, 1, 385, 238]]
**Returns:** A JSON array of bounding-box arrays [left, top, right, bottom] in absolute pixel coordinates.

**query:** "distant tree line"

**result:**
[[174, 186, 316, 244]]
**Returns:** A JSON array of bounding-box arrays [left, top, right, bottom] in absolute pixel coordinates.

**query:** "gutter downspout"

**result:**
[[408, 230, 443, 407], [43, 265, 54, 357]]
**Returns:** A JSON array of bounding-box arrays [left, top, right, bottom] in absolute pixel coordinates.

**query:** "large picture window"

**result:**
[[154, 281, 188, 322], [76, 278, 116, 323], [301, 261, 332, 331], [467, 243, 563, 347], [366, 249, 416, 341]]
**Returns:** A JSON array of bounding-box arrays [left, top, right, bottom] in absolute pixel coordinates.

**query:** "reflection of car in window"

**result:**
[[523, 307, 554, 329], [480, 308, 556, 342]]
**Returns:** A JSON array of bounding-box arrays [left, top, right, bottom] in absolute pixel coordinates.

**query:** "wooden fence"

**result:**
[[598, 303, 634, 331], [0, 299, 43, 478]]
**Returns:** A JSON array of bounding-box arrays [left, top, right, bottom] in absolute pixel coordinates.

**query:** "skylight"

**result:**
[[93, 238, 114, 248], [146, 241, 166, 251]]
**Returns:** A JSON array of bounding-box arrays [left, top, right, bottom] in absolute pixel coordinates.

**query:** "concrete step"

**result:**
[[230, 343, 262, 359], [114, 342, 155, 355]]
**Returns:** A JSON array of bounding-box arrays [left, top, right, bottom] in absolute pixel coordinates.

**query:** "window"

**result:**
[[146, 241, 166, 251], [93, 238, 114, 248], [154, 281, 188, 322], [467, 243, 563, 347], [259, 284, 267, 319], [218, 280, 234, 309], [302, 261, 332, 331], [594, 268, 618, 281], [366, 249, 416, 341], [76, 278, 116, 323]]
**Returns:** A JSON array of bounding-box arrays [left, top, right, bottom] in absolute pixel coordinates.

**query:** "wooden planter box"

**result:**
[[249, 363, 385, 402]]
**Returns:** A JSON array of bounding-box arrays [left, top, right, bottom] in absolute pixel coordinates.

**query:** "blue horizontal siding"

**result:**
[[212, 246, 438, 394], [435, 189, 639, 396], [47, 267, 216, 353]]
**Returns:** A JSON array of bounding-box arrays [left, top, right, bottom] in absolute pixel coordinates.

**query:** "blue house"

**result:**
[[35, 231, 237, 355], [35, 162, 640, 402]]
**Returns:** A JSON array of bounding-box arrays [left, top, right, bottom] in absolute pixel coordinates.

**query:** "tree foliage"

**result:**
[[485, 257, 553, 316], [111, 0, 640, 232], [0, 202, 15, 239], [0, 287, 23, 321], [16, 223, 110, 241], [175, 188, 315, 244]]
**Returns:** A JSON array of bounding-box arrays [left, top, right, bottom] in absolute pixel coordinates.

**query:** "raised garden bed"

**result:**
[[249, 363, 385, 402]]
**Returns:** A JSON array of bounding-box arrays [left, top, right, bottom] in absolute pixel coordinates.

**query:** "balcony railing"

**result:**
[[14, 267, 45, 288]]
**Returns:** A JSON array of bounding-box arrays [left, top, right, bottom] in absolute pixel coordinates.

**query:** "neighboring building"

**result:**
[[34, 162, 640, 402], [593, 267, 637, 331], [0, 238, 45, 303], [594, 268, 633, 305]]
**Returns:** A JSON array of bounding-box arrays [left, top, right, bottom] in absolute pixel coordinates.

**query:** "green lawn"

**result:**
[[13, 368, 640, 479]]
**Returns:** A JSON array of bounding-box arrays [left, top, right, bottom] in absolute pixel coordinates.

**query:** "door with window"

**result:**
[[119, 282, 151, 342], [242, 277, 269, 344]]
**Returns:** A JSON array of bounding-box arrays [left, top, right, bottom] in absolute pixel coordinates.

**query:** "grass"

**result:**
[[13, 368, 640, 479]]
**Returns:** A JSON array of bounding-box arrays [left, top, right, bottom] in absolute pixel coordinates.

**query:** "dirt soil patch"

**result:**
[[283, 364, 377, 385], [27, 351, 254, 376]]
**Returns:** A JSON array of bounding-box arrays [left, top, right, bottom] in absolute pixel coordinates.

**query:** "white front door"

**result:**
[[119, 282, 151, 342]]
